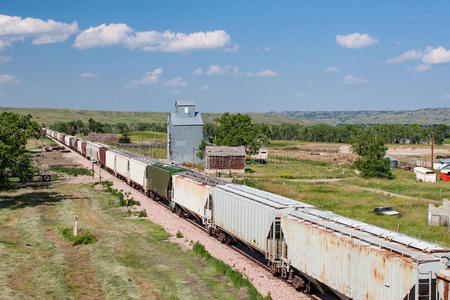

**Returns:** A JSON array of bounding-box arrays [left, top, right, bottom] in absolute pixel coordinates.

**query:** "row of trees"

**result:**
[[50, 119, 167, 136], [0, 112, 41, 185], [207, 123, 449, 145]]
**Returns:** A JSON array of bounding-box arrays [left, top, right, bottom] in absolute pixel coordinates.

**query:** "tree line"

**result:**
[[235, 123, 449, 145], [50, 119, 167, 136]]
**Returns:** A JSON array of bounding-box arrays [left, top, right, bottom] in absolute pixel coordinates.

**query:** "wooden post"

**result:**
[[73, 215, 78, 236], [99, 167, 101, 182], [92, 162, 95, 178], [397, 224, 400, 232]]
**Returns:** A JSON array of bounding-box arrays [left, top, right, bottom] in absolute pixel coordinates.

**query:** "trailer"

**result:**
[[440, 169, 450, 182], [414, 167, 436, 182]]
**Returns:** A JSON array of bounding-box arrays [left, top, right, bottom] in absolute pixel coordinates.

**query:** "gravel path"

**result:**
[[58, 145, 310, 300]]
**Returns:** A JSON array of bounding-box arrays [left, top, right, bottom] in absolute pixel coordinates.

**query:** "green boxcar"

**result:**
[[146, 163, 188, 201]]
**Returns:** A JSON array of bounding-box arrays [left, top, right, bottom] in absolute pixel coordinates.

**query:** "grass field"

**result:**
[[26, 137, 57, 150], [0, 182, 262, 299], [242, 155, 450, 247]]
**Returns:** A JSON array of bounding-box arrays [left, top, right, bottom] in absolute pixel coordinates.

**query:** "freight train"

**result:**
[[45, 129, 450, 300]]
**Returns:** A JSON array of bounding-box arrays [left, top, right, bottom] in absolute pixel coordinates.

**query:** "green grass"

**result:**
[[59, 227, 97, 245], [50, 166, 92, 176], [129, 130, 167, 142], [192, 242, 271, 300], [26, 137, 57, 150], [0, 182, 257, 299], [253, 179, 450, 247], [138, 209, 147, 218]]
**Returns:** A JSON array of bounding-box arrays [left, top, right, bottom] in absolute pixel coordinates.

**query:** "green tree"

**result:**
[[0, 112, 41, 185], [351, 132, 394, 179], [215, 113, 268, 155]]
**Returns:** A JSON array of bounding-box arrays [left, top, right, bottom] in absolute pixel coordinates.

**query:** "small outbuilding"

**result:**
[[250, 148, 268, 160], [385, 156, 398, 169], [414, 167, 436, 182], [428, 199, 450, 227], [205, 146, 246, 174]]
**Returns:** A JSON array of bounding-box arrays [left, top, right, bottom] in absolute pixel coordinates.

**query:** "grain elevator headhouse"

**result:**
[[167, 100, 204, 163]]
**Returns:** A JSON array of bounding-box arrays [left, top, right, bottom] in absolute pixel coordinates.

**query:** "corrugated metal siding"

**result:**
[[436, 269, 450, 300], [172, 175, 212, 218], [282, 213, 419, 300], [86, 142, 100, 161], [105, 150, 116, 173], [129, 158, 148, 188], [115, 152, 130, 180], [77, 140, 83, 153], [211, 185, 287, 252], [168, 123, 203, 163], [64, 135, 70, 146]]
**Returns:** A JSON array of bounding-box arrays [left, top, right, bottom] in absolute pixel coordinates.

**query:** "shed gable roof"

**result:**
[[205, 146, 246, 157]]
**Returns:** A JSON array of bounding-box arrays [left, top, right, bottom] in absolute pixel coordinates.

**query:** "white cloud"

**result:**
[[200, 85, 209, 90], [407, 64, 431, 72], [164, 77, 187, 88], [336, 33, 379, 49], [422, 46, 450, 64], [0, 14, 78, 47], [343, 74, 367, 84], [223, 43, 239, 53], [0, 74, 18, 84], [74, 23, 231, 52], [386, 50, 423, 64], [80, 72, 100, 78], [126, 68, 163, 88], [297, 91, 307, 97], [247, 69, 278, 77], [0, 55, 11, 63], [193, 67, 203, 75], [324, 66, 339, 72], [387, 46, 450, 66], [442, 93, 450, 100], [204, 64, 239, 76]]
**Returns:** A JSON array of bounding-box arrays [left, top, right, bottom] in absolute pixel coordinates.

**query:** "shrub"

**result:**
[[59, 227, 97, 245], [176, 231, 183, 238], [138, 209, 147, 218]]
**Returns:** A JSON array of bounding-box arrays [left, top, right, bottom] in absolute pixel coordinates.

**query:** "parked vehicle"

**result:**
[[373, 206, 400, 216]]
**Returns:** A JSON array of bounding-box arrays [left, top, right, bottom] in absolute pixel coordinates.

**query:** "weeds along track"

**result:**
[[50, 138, 311, 300]]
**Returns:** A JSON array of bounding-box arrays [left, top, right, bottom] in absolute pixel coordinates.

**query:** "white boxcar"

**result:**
[[211, 184, 312, 252], [115, 151, 131, 181], [86, 141, 100, 161], [64, 135, 71, 146], [282, 209, 450, 300], [77, 139, 83, 153], [105, 149, 117, 173], [129, 156, 154, 190], [172, 172, 227, 221]]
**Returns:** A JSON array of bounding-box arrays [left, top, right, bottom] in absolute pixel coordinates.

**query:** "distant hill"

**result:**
[[2, 106, 448, 126], [0, 107, 308, 126], [267, 108, 450, 125]]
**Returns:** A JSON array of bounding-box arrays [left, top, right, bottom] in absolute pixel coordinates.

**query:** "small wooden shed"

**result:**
[[205, 146, 246, 174]]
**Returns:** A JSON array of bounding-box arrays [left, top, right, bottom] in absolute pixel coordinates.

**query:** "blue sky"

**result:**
[[0, 1, 449, 113]]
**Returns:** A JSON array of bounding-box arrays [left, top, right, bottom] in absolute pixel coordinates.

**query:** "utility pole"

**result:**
[[431, 132, 434, 169]]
